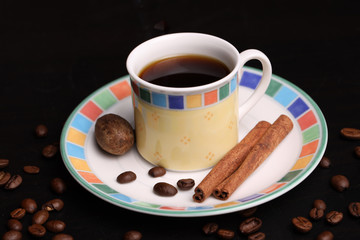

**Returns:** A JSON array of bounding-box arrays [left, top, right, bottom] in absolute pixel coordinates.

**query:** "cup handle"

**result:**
[[237, 49, 272, 119]]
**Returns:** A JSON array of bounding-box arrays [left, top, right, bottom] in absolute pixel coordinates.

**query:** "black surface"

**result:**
[[1, 0, 360, 239]]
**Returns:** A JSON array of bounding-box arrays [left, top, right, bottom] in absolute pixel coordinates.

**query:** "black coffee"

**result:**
[[139, 55, 230, 87]]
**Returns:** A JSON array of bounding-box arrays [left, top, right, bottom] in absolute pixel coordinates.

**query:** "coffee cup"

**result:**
[[126, 32, 271, 171]]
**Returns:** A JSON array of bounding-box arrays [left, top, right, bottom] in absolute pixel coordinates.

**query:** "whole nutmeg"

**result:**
[[95, 114, 134, 155]]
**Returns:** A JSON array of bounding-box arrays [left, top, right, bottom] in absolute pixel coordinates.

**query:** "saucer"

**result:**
[[60, 66, 327, 217]]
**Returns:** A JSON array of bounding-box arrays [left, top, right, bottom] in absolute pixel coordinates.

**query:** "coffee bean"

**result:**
[[123, 230, 142, 240], [239, 217, 262, 235], [153, 182, 177, 196], [217, 229, 235, 239], [319, 156, 331, 168], [2, 230, 22, 240], [340, 127, 360, 140], [238, 207, 257, 217], [42, 144, 58, 158], [326, 210, 343, 225], [21, 198, 38, 213], [10, 208, 26, 220], [7, 219, 22, 231], [354, 146, 360, 158], [330, 174, 349, 192], [348, 202, 360, 218], [148, 166, 166, 177], [0, 158, 9, 169], [35, 124, 48, 138], [32, 209, 49, 224], [117, 171, 136, 184], [52, 234, 74, 240], [309, 207, 324, 220], [316, 230, 334, 240], [50, 177, 67, 194], [248, 232, 266, 240], [292, 216, 312, 233], [23, 165, 40, 174], [0, 171, 11, 187], [177, 178, 195, 190], [4, 174, 22, 190], [202, 222, 219, 235], [42, 198, 64, 211], [313, 199, 327, 210], [46, 220, 66, 233], [28, 224, 46, 237]]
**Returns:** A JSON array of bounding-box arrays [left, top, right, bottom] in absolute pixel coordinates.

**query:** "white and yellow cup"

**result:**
[[126, 33, 271, 171]]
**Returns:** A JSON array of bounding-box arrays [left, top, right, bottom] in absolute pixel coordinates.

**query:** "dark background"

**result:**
[[1, 0, 360, 239]]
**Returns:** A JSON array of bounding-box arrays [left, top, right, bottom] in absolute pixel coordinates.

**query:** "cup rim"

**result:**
[[126, 32, 240, 94]]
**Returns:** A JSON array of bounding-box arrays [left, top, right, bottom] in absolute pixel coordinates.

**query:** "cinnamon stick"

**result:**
[[213, 114, 293, 200], [193, 121, 271, 203]]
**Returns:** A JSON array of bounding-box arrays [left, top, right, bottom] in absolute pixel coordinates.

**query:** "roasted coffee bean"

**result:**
[[239, 217, 262, 235], [42, 198, 64, 211], [354, 146, 360, 158], [7, 219, 22, 231], [217, 229, 235, 239], [32, 209, 49, 224], [10, 208, 26, 220], [326, 210, 343, 225], [292, 216, 312, 233], [319, 156, 331, 168], [2, 230, 22, 240], [46, 220, 66, 233], [123, 230, 142, 240], [28, 224, 46, 237], [309, 207, 324, 220], [42, 144, 58, 158], [21, 198, 38, 213], [0, 171, 11, 187], [248, 232, 266, 240], [313, 199, 327, 210], [117, 171, 136, 184], [148, 166, 166, 177], [0, 158, 9, 168], [348, 202, 360, 217], [35, 124, 48, 138], [153, 182, 177, 196], [51, 177, 67, 194], [340, 127, 360, 140], [202, 222, 219, 235], [23, 165, 40, 174], [330, 174, 349, 192], [238, 207, 257, 217], [52, 233, 74, 240], [177, 178, 195, 190], [316, 230, 334, 240], [4, 174, 22, 190]]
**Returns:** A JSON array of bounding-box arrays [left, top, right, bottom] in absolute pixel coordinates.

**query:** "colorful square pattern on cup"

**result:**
[[168, 95, 184, 109], [204, 89, 218, 106], [219, 83, 229, 100], [288, 98, 310, 118], [186, 94, 202, 108], [230, 76, 237, 93], [139, 88, 151, 103], [152, 92, 167, 107]]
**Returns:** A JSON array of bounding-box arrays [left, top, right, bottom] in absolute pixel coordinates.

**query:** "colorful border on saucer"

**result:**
[[60, 67, 327, 216]]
